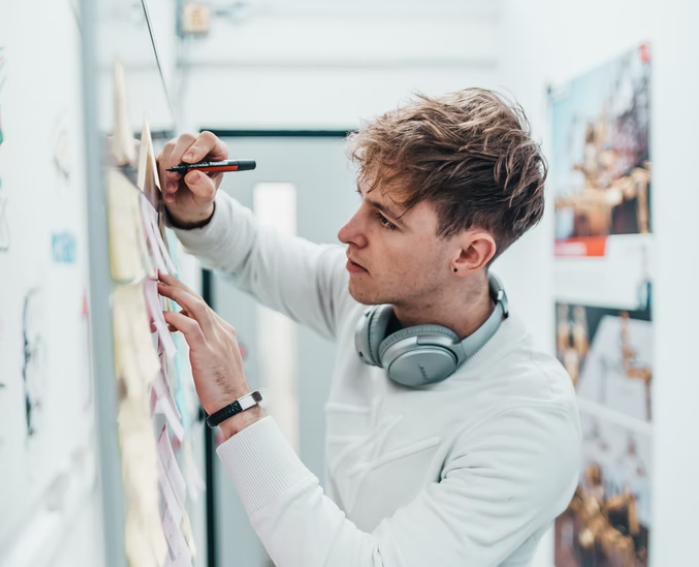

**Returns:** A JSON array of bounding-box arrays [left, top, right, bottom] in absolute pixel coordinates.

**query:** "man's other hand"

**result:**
[[158, 131, 228, 228], [157, 271, 264, 438]]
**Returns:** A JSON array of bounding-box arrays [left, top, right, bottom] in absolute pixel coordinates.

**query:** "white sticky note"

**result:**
[[153, 366, 181, 420], [155, 397, 185, 442], [157, 425, 187, 508], [162, 506, 192, 565], [157, 457, 182, 526]]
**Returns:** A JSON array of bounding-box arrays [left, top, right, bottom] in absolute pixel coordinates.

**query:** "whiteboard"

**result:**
[[0, 0, 95, 553]]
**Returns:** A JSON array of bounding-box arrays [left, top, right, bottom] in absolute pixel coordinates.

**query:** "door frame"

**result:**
[[200, 128, 354, 567]]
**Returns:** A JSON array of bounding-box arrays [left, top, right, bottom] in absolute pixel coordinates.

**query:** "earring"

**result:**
[[453, 268, 458, 273]]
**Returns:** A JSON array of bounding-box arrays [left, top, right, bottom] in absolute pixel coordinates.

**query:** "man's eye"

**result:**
[[375, 212, 397, 230]]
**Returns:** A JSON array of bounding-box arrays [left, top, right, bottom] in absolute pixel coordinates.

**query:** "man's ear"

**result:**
[[452, 230, 497, 274]]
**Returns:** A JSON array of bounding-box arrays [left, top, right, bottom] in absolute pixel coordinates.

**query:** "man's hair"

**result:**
[[348, 88, 547, 260]]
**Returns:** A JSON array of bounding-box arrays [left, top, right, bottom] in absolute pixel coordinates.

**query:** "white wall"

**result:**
[[496, 1, 699, 565], [179, 1, 500, 131], [0, 0, 104, 565]]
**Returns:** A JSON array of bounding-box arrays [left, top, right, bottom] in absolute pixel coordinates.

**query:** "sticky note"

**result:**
[[157, 425, 187, 508], [144, 278, 177, 358], [162, 506, 192, 565], [112, 61, 136, 166], [109, 170, 154, 282]]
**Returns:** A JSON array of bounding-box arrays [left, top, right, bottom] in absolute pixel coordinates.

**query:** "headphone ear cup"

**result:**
[[366, 305, 396, 367], [378, 325, 460, 363]]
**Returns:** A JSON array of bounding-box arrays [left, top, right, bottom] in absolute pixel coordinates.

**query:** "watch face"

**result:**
[[252, 391, 262, 403]]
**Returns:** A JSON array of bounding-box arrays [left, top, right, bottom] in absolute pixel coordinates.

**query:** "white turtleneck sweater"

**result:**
[[174, 191, 581, 567]]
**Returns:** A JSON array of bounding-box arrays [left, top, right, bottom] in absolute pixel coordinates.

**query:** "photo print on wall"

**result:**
[[556, 302, 653, 422], [551, 43, 651, 258], [556, 413, 650, 567]]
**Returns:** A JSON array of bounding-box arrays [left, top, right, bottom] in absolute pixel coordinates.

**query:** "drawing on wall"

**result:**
[[556, 414, 650, 567], [552, 44, 651, 253], [51, 113, 71, 182], [556, 302, 653, 422], [22, 288, 46, 437], [51, 231, 77, 264]]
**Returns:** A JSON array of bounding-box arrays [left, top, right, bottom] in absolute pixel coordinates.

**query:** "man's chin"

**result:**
[[347, 280, 384, 306]]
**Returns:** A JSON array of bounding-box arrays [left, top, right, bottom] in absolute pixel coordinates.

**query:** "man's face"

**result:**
[[337, 177, 452, 306]]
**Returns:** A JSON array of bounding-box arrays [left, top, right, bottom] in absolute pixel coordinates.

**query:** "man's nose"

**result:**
[[338, 212, 368, 248]]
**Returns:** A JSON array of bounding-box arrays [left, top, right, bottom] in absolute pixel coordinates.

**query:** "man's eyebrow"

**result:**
[[369, 198, 403, 222], [356, 183, 404, 221]]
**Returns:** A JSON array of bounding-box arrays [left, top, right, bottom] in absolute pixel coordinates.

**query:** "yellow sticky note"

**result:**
[[113, 283, 161, 396], [138, 118, 161, 202], [125, 510, 159, 567], [108, 169, 154, 281], [112, 61, 136, 166]]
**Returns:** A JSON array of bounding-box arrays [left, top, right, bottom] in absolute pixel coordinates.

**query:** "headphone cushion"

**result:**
[[366, 305, 396, 367], [378, 324, 460, 363]]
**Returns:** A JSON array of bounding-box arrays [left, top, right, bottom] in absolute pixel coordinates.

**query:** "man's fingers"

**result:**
[[168, 133, 197, 169], [163, 311, 204, 346], [158, 140, 181, 198], [182, 131, 228, 164], [183, 170, 216, 201], [158, 281, 213, 333], [158, 270, 197, 296]]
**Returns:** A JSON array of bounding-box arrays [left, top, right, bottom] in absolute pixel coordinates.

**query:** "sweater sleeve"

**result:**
[[172, 191, 353, 341], [217, 407, 581, 567]]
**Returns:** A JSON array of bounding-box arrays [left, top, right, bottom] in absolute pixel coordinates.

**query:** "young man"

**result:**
[[157, 88, 581, 567]]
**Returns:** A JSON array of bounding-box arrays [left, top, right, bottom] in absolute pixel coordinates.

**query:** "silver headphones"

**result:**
[[354, 274, 508, 387]]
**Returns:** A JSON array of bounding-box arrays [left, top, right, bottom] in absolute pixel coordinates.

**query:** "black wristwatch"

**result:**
[[205, 391, 263, 428]]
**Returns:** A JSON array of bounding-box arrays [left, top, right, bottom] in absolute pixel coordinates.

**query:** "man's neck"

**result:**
[[392, 273, 494, 340]]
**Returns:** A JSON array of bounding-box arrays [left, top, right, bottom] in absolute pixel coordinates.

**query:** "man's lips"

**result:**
[[346, 257, 368, 274]]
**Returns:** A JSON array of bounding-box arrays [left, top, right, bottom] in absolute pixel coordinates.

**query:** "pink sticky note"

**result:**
[[140, 195, 167, 274], [158, 425, 187, 508], [140, 195, 177, 274], [144, 279, 177, 359], [150, 386, 158, 417]]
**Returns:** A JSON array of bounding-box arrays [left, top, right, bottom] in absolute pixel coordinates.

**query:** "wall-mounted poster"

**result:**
[[552, 44, 651, 259], [556, 302, 653, 422], [555, 414, 651, 567]]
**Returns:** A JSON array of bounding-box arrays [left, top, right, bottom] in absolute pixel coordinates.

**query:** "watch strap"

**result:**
[[206, 390, 262, 428]]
